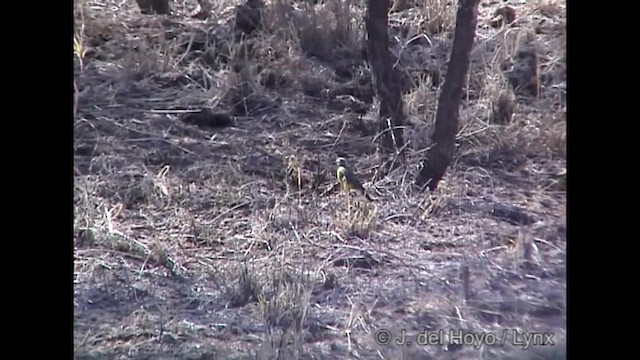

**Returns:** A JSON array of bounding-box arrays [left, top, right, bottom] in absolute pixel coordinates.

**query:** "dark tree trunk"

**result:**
[[365, 0, 406, 159], [135, 0, 170, 15], [415, 0, 480, 191]]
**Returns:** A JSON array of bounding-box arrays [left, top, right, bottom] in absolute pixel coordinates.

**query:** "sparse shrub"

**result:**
[[490, 92, 515, 124]]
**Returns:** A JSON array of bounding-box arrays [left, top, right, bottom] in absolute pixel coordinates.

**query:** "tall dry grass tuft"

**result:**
[[264, 0, 362, 62], [256, 266, 314, 359], [420, 0, 456, 34]]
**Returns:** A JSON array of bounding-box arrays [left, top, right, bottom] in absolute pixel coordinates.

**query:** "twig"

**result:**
[[330, 117, 348, 153], [533, 237, 562, 251], [480, 245, 509, 257], [148, 109, 202, 114], [100, 117, 201, 157], [206, 201, 253, 226], [175, 32, 196, 68]]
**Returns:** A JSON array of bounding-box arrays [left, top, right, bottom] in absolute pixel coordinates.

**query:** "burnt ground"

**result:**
[[73, 0, 566, 359]]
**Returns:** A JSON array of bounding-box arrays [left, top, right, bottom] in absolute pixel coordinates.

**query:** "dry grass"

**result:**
[[74, 0, 566, 359]]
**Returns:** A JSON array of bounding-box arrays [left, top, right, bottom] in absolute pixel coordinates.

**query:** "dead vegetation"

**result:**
[[74, 0, 566, 359]]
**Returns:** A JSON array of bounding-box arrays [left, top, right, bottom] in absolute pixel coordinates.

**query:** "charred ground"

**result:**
[[74, 0, 566, 359]]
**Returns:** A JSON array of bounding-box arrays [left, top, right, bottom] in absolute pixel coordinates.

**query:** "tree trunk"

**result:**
[[365, 0, 406, 159], [415, 0, 480, 191], [135, 0, 170, 15]]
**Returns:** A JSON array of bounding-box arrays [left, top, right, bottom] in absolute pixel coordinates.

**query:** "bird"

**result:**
[[335, 157, 373, 201]]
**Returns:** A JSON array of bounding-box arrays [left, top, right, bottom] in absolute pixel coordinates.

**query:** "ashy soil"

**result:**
[[74, 0, 566, 359]]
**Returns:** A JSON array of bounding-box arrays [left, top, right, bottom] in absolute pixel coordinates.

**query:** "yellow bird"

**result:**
[[335, 157, 373, 201]]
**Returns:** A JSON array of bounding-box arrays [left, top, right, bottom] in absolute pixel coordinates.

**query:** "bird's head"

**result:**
[[335, 157, 347, 167]]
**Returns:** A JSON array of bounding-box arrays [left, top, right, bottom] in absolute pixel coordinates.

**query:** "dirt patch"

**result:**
[[74, 0, 566, 359]]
